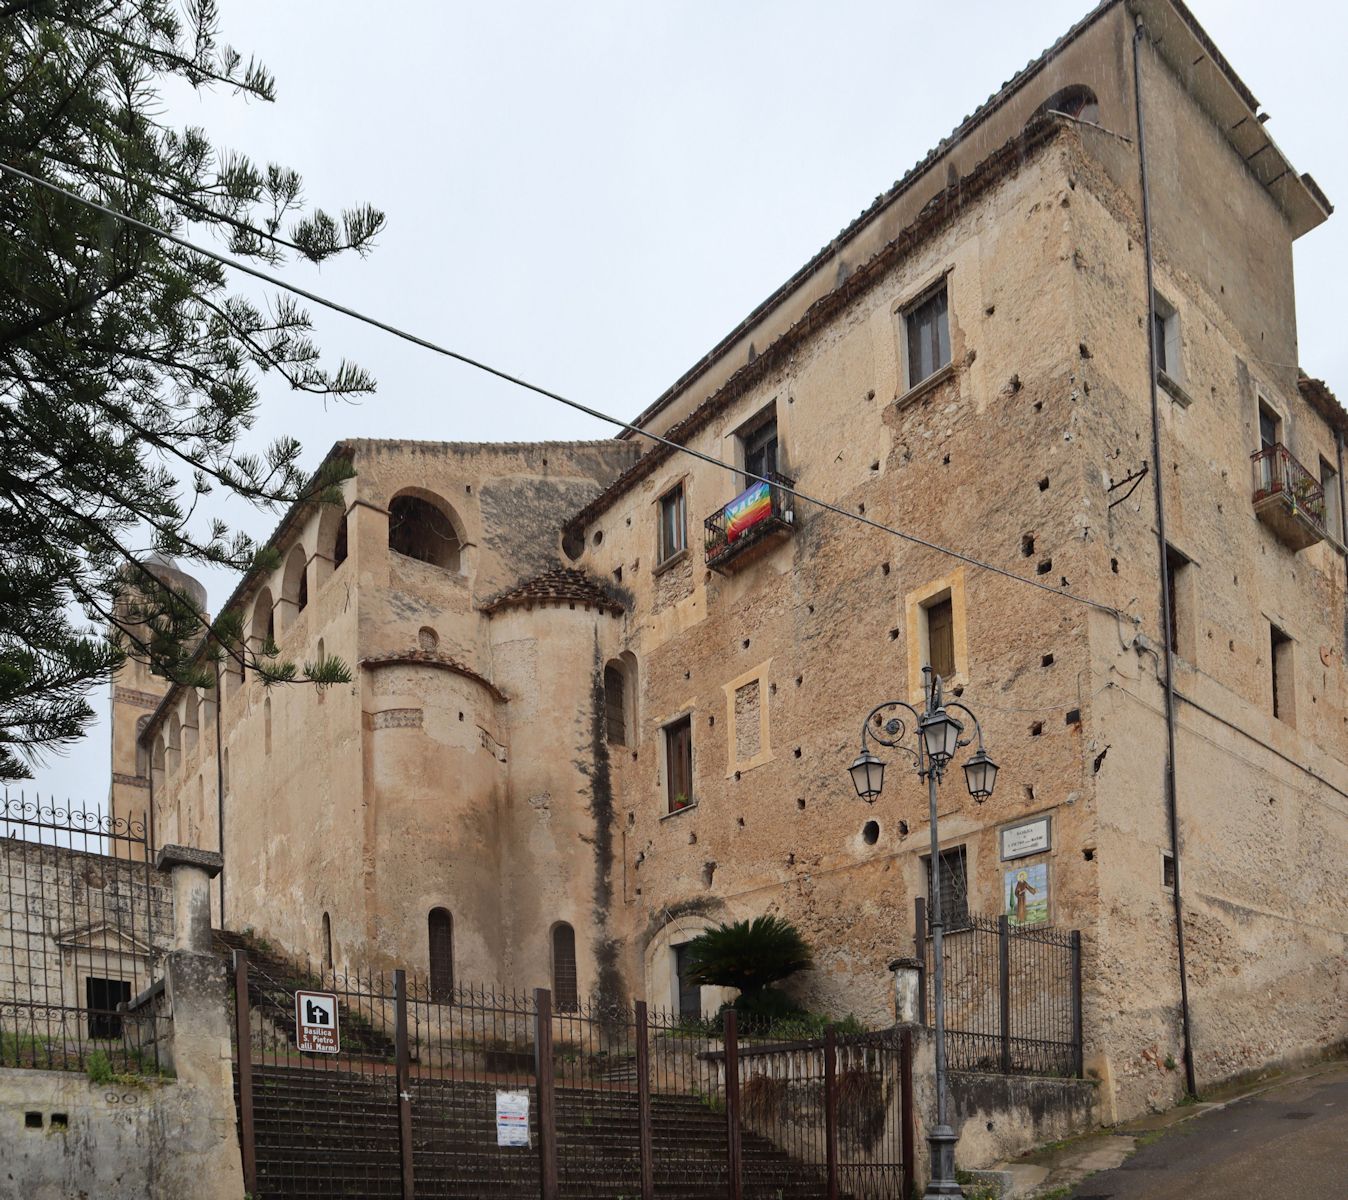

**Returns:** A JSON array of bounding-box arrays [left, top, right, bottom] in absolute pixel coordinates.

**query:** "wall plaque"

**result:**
[[1000, 815, 1051, 861]]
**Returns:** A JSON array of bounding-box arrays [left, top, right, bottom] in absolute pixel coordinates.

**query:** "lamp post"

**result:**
[[847, 666, 998, 1200]]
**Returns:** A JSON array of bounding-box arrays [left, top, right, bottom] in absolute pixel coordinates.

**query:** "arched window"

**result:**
[[135, 716, 151, 777], [1034, 84, 1099, 125], [428, 908, 454, 1001], [183, 688, 199, 752], [333, 514, 348, 567], [604, 661, 627, 745], [322, 912, 333, 973], [281, 544, 308, 618], [552, 922, 578, 1012], [389, 492, 462, 571], [251, 587, 275, 652]]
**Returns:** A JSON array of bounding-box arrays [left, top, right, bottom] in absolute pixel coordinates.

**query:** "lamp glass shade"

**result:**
[[963, 748, 999, 799], [919, 710, 963, 766], [848, 750, 885, 801]]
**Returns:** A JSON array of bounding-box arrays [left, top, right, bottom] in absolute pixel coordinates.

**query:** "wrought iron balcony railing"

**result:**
[[704, 472, 796, 571], [1251, 443, 1326, 551]]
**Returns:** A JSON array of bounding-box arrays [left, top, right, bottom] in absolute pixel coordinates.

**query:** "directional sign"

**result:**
[[295, 990, 340, 1054]]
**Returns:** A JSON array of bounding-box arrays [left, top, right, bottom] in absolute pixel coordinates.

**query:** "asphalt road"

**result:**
[[1068, 1064, 1348, 1200]]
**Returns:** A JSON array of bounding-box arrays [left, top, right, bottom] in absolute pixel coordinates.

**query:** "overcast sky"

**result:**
[[18, 0, 1345, 808]]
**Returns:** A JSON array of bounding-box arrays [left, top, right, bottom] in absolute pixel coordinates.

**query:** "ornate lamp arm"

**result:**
[[945, 700, 986, 752], [859, 699, 922, 764]]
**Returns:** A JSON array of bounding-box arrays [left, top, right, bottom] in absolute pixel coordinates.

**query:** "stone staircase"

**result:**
[[242, 1064, 845, 1199], [214, 927, 397, 1059]]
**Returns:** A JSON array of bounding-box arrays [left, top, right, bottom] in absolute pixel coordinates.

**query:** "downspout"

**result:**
[[1132, 13, 1198, 1098], [215, 661, 226, 929]]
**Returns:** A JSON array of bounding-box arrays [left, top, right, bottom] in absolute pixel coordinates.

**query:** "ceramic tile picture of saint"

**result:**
[[1005, 862, 1049, 927]]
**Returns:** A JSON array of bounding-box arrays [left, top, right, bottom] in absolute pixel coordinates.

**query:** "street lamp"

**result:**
[[847, 666, 998, 1200]]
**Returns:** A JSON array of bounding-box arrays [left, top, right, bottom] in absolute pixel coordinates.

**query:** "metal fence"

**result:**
[[0, 794, 171, 1074], [229, 946, 914, 1200], [913, 899, 1083, 1078]]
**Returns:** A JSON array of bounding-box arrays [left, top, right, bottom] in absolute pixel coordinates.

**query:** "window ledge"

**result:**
[[1159, 370, 1192, 409], [660, 802, 698, 821], [895, 361, 957, 411], [652, 547, 691, 577]]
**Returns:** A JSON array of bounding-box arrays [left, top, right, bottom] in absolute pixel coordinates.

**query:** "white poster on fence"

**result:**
[[496, 1090, 530, 1147]]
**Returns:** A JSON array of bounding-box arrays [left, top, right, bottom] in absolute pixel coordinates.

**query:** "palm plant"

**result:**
[[683, 916, 813, 1018]]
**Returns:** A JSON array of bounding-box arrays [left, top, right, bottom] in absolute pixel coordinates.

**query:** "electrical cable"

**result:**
[[1, 158, 1130, 620]]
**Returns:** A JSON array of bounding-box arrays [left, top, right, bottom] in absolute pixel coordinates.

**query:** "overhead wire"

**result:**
[[1, 158, 1132, 620]]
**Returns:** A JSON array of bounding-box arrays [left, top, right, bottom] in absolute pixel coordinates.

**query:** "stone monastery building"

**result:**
[[115, 0, 1345, 1122]]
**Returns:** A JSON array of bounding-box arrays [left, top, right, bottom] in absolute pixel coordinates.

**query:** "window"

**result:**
[[658, 483, 686, 563], [1162, 851, 1176, 891], [921, 846, 970, 931], [741, 414, 779, 483], [664, 715, 693, 813], [1270, 624, 1294, 725], [906, 284, 950, 389], [333, 513, 348, 567], [428, 908, 453, 1001], [673, 943, 701, 1020], [135, 716, 150, 777], [552, 922, 578, 1012], [923, 595, 956, 679], [86, 977, 131, 1040], [389, 493, 461, 571], [604, 662, 627, 745], [1165, 545, 1192, 660], [1152, 292, 1181, 384], [1321, 457, 1342, 541], [1258, 399, 1281, 451], [321, 912, 333, 972]]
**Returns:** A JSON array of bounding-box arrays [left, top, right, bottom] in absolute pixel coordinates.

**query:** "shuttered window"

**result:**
[[906, 285, 951, 388], [665, 715, 693, 813], [428, 908, 453, 1001], [925, 597, 956, 679], [659, 484, 686, 563], [552, 922, 578, 1012]]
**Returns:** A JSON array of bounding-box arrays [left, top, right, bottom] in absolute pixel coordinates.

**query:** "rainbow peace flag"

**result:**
[[724, 481, 772, 542]]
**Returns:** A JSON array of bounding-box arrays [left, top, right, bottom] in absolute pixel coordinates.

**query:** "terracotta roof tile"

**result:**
[[483, 567, 625, 617]]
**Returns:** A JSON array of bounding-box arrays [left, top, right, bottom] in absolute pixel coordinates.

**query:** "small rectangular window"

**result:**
[[923, 595, 956, 680], [1165, 545, 1192, 660], [658, 483, 686, 564], [906, 284, 951, 389], [665, 715, 693, 813], [1270, 624, 1294, 726], [921, 846, 970, 931], [1162, 850, 1176, 890], [1153, 292, 1181, 384]]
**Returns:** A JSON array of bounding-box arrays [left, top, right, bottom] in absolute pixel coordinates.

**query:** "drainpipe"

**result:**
[[215, 660, 226, 928], [1334, 430, 1346, 547], [1133, 14, 1198, 1098]]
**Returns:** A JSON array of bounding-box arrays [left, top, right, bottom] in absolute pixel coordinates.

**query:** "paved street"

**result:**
[[1066, 1064, 1348, 1199]]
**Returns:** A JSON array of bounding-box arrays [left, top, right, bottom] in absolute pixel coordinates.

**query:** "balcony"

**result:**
[[704, 472, 796, 572], [1251, 444, 1326, 551]]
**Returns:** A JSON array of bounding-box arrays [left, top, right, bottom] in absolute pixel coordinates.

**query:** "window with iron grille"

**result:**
[[906, 284, 951, 388], [86, 977, 131, 1040], [552, 922, 578, 1012], [921, 845, 970, 931], [659, 483, 686, 563], [428, 908, 453, 1001]]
